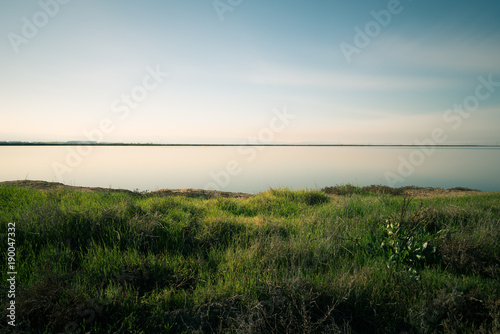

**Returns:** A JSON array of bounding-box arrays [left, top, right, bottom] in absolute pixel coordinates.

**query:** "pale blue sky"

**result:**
[[1, 0, 499, 144]]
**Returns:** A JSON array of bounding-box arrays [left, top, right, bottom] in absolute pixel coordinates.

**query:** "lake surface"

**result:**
[[1, 146, 499, 193]]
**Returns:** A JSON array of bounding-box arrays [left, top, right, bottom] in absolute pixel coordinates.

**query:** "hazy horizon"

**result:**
[[1, 0, 500, 144], [2, 141, 500, 147]]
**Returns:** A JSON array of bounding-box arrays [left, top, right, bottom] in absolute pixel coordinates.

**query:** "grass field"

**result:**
[[1, 182, 499, 333]]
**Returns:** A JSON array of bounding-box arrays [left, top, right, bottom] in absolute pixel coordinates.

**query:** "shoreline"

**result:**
[[1, 142, 500, 148], [0, 180, 489, 199]]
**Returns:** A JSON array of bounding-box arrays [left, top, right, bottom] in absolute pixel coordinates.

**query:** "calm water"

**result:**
[[1, 146, 499, 193]]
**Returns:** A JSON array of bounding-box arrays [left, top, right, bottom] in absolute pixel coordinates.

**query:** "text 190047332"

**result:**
[[6, 222, 17, 327]]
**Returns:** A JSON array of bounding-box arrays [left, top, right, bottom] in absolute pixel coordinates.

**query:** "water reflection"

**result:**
[[1, 146, 499, 193]]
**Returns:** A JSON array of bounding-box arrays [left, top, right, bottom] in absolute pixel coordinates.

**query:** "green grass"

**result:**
[[1, 185, 499, 333]]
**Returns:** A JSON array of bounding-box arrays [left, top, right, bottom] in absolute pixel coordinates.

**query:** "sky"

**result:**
[[1, 0, 500, 144]]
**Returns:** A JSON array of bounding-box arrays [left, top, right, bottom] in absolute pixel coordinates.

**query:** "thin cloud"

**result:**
[[366, 33, 500, 73], [245, 64, 460, 91]]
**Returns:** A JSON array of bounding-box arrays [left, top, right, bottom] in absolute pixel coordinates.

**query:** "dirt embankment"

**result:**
[[322, 184, 485, 198], [397, 187, 484, 198], [1, 180, 488, 199], [0, 180, 253, 199]]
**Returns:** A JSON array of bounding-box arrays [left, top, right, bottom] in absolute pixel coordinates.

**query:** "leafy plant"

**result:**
[[380, 196, 442, 277]]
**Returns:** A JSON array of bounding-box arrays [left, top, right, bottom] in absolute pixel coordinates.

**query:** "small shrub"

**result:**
[[380, 196, 442, 276]]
